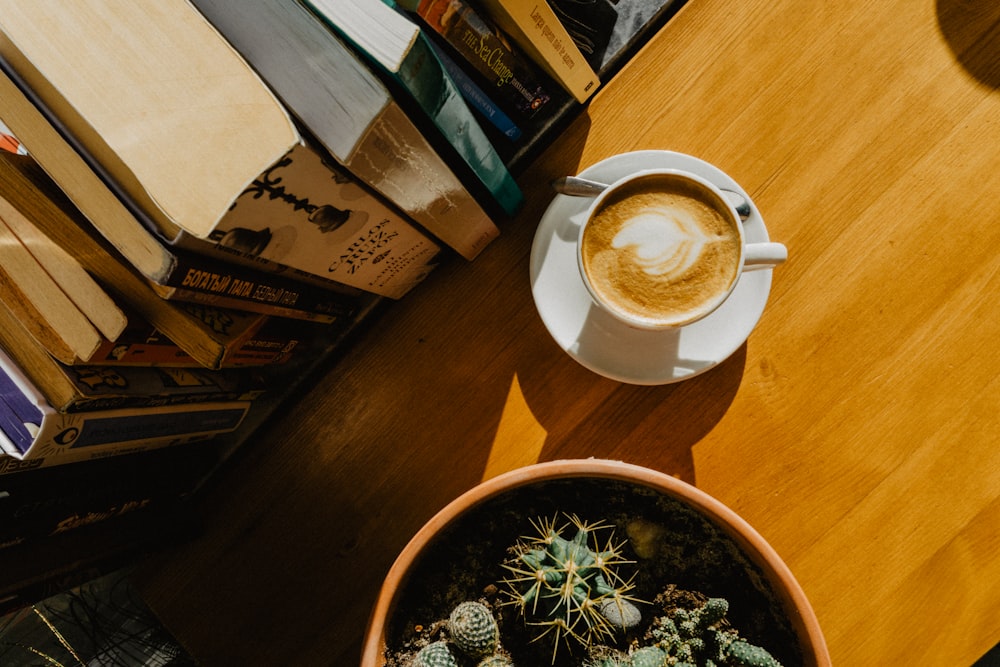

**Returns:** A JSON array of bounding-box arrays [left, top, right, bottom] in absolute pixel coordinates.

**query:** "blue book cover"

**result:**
[[430, 40, 523, 141]]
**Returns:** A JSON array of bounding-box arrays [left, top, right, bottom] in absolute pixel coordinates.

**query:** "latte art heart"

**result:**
[[612, 206, 708, 279], [580, 174, 742, 327]]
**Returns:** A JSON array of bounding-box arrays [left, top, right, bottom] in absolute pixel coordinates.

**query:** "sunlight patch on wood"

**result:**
[[482, 373, 547, 481]]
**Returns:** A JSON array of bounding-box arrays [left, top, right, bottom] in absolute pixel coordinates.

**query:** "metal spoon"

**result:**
[[551, 175, 752, 222]]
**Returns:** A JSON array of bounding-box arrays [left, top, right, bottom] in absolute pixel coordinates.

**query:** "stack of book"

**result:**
[[0, 0, 612, 549]]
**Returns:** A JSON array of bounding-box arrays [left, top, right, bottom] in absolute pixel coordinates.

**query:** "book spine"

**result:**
[[397, 27, 526, 218], [0, 349, 249, 461], [153, 250, 365, 323], [430, 40, 523, 140], [54, 364, 267, 414], [0, 399, 246, 462], [475, 0, 599, 103], [84, 316, 305, 369], [415, 0, 553, 121]]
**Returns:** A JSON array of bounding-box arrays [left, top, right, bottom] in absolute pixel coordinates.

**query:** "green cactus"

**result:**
[[412, 641, 459, 667], [448, 601, 499, 658], [647, 597, 782, 667], [629, 646, 668, 667], [500, 515, 641, 661], [724, 639, 782, 667]]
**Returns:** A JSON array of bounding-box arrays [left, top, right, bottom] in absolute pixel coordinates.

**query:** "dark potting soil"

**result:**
[[382, 478, 803, 667]]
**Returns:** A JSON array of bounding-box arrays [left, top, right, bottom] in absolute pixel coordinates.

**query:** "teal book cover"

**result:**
[[303, 0, 524, 219]]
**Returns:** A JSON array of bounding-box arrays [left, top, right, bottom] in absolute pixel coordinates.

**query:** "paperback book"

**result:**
[[0, 1, 440, 299], [191, 0, 501, 261], [0, 348, 249, 466]]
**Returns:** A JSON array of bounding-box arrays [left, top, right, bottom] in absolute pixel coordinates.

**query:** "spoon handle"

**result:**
[[551, 176, 752, 221], [550, 175, 608, 196]]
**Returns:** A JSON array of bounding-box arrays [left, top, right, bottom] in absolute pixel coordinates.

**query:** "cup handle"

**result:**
[[744, 242, 788, 271]]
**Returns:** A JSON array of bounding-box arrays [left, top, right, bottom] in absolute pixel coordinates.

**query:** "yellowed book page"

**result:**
[[0, 296, 77, 411], [0, 65, 174, 282], [0, 216, 103, 363], [0, 191, 126, 341], [0, 0, 298, 238]]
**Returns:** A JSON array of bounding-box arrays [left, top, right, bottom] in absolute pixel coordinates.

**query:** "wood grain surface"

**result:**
[[135, 0, 1000, 664]]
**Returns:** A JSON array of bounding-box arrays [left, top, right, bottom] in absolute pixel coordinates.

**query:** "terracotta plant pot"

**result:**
[[362, 459, 831, 666]]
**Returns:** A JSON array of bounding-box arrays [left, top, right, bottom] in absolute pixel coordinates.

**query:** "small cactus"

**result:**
[[500, 515, 641, 660], [647, 597, 783, 667], [448, 601, 499, 658], [412, 641, 458, 667], [629, 646, 668, 667], [725, 639, 782, 667]]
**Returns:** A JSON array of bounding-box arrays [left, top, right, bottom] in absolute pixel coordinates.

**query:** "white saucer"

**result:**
[[529, 150, 774, 385]]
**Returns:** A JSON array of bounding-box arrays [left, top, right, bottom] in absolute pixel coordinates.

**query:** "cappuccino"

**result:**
[[580, 173, 741, 328]]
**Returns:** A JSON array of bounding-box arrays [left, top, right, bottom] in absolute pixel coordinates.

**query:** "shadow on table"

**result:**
[[516, 336, 747, 485], [936, 0, 1000, 89]]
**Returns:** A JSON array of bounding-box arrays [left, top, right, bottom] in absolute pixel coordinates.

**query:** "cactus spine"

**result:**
[[500, 515, 641, 660], [412, 641, 459, 667], [448, 601, 499, 658]]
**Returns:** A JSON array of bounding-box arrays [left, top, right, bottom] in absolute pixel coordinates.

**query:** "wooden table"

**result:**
[[134, 0, 1000, 664]]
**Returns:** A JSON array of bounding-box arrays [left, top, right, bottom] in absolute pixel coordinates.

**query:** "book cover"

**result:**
[[0, 348, 249, 464], [475, 0, 600, 103], [410, 0, 555, 122], [80, 306, 309, 369], [0, 328, 266, 413], [0, 0, 440, 299], [191, 0, 500, 261], [303, 0, 525, 219]]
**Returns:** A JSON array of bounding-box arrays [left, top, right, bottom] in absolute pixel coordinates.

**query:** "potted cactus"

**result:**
[[362, 460, 830, 667]]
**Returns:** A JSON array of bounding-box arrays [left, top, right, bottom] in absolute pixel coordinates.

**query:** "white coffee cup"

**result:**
[[577, 168, 786, 330]]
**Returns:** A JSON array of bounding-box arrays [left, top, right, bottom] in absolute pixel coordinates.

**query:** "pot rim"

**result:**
[[361, 458, 831, 666]]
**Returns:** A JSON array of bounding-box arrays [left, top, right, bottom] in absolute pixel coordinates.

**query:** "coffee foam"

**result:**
[[581, 176, 741, 326]]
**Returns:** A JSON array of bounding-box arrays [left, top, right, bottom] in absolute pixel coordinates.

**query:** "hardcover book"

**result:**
[[191, 0, 500, 261], [0, 0, 440, 299], [303, 0, 525, 219]]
